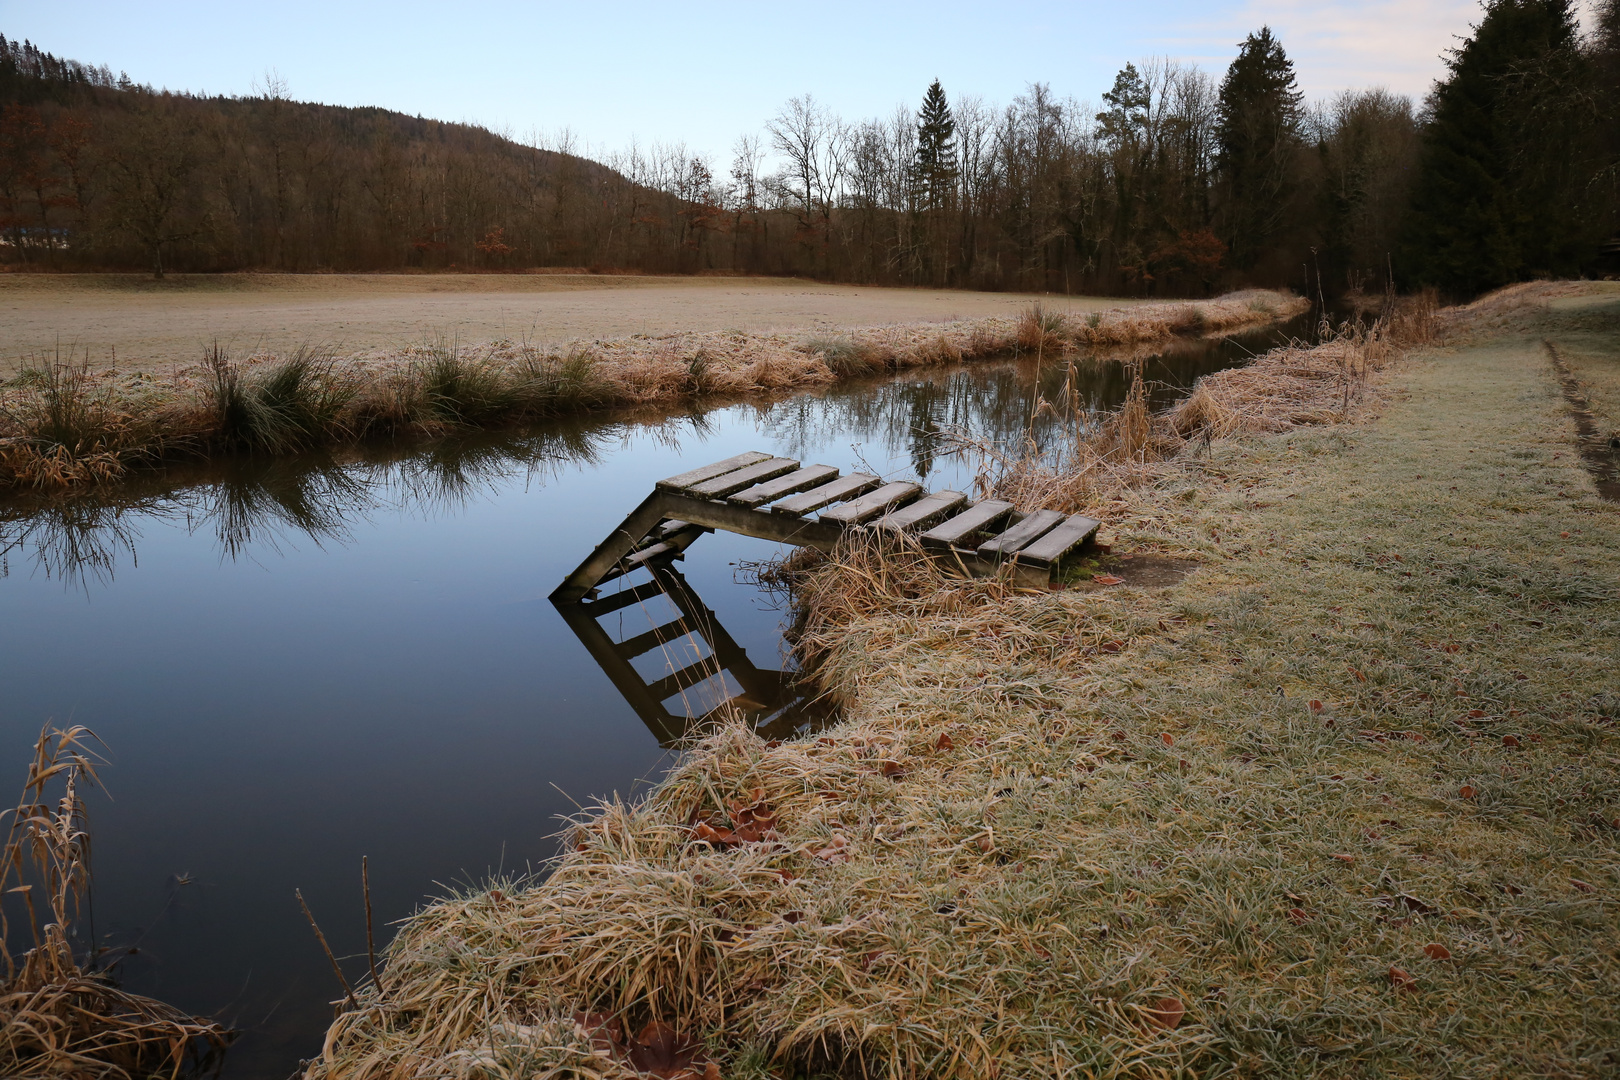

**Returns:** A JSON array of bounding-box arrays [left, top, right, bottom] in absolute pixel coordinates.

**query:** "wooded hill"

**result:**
[[2, 0, 1616, 298]]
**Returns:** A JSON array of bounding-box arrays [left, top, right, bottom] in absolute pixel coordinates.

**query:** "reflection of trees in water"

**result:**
[[0, 330, 1285, 588], [0, 423, 628, 589], [757, 335, 1269, 478]]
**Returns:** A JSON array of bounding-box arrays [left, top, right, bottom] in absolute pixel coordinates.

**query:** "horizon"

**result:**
[[4, 0, 1521, 167]]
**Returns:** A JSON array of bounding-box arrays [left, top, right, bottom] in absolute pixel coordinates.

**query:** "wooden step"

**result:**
[[686, 457, 799, 499], [820, 481, 923, 525], [872, 490, 968, 532], [616, 618, 694, 659], [729, 464, 839, 508], [921, 499, 1015, 550], [1014, 515, 1101, 568], [978, 509, 1066, 557], [646, 658, 723, 702], [581, 578, 665, 615], [657, 451, 770, 493], [772, 473, 881, 516]]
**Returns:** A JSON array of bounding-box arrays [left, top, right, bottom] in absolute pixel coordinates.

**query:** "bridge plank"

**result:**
[[616, 618, 694, 660], [729, 464, 840, 507], [921, 500, 1015, 549], [646, 659, 724, 702], [772, 473, 881, 516], [821, 481, 923, 525], [1014, 514, 1102, 567], [580, 578, 665, 615], [873, 490, 968, 532], [978, 509, 1066, 557], [687, 457, 800, 499], [657, 451, 771, 493]]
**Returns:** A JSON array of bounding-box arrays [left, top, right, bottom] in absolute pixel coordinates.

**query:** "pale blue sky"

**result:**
[[5, 0, 1495, 161]]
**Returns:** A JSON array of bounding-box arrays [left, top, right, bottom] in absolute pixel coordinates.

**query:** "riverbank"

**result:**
[[306, 281, 1620, 1078], [0, 290, 1304, 493]]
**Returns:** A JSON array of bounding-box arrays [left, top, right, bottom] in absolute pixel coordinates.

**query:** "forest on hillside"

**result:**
[[1, 0, 1616, 298]]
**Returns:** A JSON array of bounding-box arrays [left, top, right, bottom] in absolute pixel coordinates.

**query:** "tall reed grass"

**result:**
[[0, 726, 235, 1077]]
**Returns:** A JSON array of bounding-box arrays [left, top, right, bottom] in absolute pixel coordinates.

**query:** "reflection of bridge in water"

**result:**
[[551, 562, 835, 747]]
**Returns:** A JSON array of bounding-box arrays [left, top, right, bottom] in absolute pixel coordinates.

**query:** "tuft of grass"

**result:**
[[804, 335, 884, 378], [208, 343, 353, 452], [1015, 303, 1070, 355], [512, 347, 614, 416], [0, 349, 148, 489], [412, 337, 517, 425]]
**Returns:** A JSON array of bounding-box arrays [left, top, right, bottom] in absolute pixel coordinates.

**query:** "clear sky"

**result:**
[[4, 0, 1498, 163]]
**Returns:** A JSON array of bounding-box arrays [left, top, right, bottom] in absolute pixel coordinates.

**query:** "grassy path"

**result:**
[[310, 306, 1620, 1078]]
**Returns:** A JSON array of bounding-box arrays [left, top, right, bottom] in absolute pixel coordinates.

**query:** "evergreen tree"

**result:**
[[1400, 0, 1590, 295], [1214, 27, 1303, 270], [1096, 63, 1150, 149], [914, 79, 958, 212]]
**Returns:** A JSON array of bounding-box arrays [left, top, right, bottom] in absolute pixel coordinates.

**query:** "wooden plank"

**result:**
[[656, 451, 770, 493], [616, 618, 693, 660], [872, 490, 968, 532], [772, 473, 881, 516], [659, 492, 847, 552], [729, 463, 840, 508], [579, 578, 665, 615], [646, 658, 724, 702], [978, 509, 1066, 557], [550, 491, 672, 602], [820, 481, 923, 525], [1014, 514, 1102, 568], [920, 500, 1015, 549], [686, 457, 800, 499]]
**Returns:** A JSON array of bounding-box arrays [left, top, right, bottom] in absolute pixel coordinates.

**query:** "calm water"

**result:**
[[0, 324, 1296, 1077]]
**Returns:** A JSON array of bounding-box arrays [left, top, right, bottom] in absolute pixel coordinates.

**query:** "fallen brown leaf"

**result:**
[[1160, 732, 1175, 746], [1388, 966, 1416, 992], [935, 733, 955, 752], [1143, 997, 1185, 1030], [1459, 785, 1477, 800], [1502, 735, 1520, 748], [1423, 943, 1451, 960], [1094, 575, 1124, 585]]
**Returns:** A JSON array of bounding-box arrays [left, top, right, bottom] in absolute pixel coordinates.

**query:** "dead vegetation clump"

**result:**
[[0, 291, 1304, 494], [0, 727, 235, 1078]]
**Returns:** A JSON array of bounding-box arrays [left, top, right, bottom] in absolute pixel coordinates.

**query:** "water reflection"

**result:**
[[756, 330, 1285, 480], [553, 563, 834, 747]]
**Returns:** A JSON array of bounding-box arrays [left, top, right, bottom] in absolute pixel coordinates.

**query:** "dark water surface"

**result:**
[[0, 324, 1296, 1077]]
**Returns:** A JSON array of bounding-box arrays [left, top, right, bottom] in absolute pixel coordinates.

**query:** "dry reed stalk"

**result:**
[[0, 726, 235, 1078]]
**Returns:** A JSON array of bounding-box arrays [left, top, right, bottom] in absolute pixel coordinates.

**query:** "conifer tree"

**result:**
[[1214, 27, 1303, 270], [914, 79, 958, 212], [1400, 0, 1590, 294]]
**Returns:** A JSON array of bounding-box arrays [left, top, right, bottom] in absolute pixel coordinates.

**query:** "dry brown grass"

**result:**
[[0, 727, 235, 1079]]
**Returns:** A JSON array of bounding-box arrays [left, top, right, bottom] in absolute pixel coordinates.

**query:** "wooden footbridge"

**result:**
[[550, 450, 1101, 603], [548, 450, 1101, 744]]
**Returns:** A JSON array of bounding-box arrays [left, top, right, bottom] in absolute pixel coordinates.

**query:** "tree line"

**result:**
[[1, 0, 1615, 298]]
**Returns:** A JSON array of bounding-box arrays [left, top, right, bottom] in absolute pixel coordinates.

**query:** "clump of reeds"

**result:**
[[0, 350, 153, 490], [207, 343, 355, 452], [0, 726, 235, 1078], [1015, 304, 1070, 355], [804, 335, 885, 378]]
